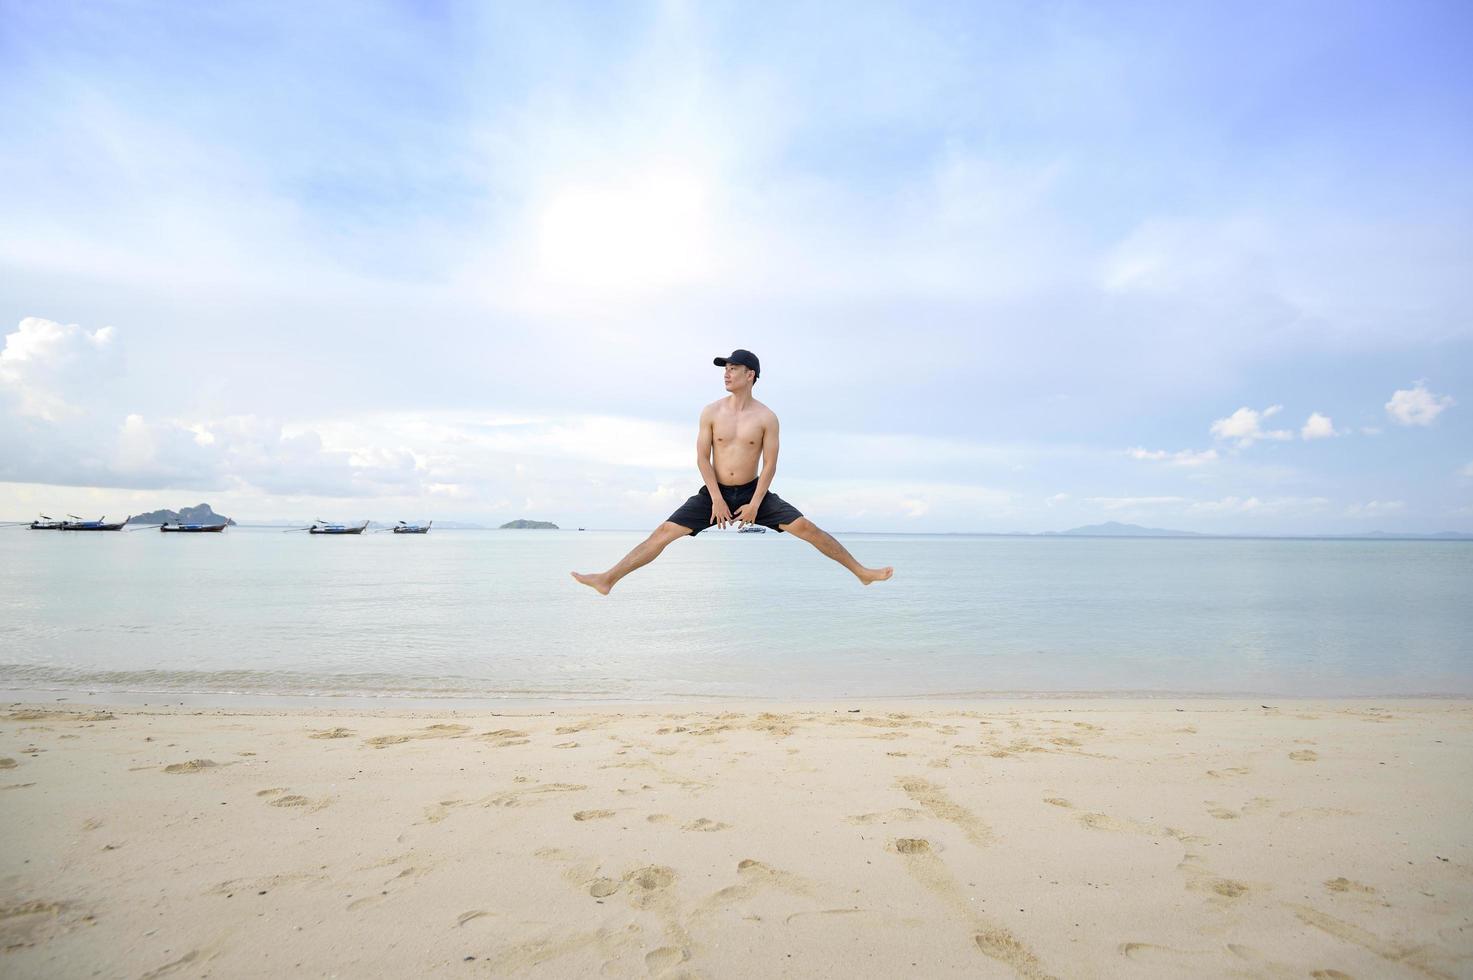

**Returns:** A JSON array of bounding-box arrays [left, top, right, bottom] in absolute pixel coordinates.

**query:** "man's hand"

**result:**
[[709, 497, 734, 529], [733, 502, 760, 527]]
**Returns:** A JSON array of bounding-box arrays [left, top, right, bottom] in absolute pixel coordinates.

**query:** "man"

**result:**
[[571, 349, 894, 595]]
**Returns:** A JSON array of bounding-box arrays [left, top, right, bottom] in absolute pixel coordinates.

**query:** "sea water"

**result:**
[[1, 528, 1469, 702]]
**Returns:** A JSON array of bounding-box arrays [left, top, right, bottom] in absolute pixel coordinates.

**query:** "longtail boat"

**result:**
[[308, 520, 369, 535], [160, 522, 227, 533], [29, 514, 69, 530], [58, 514, 130, 531], [392, 521, 432, 534]]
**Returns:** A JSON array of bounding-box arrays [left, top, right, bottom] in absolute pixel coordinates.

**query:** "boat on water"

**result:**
[[308, 520, 369, 535], [160, 522, 227, 533], [38, 514, 131, 531], [391, 521, 432, 534]]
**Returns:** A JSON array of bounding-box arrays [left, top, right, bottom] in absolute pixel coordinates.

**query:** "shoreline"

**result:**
[[4, 698, 1470, 976], [7, 688, 1472, 714]]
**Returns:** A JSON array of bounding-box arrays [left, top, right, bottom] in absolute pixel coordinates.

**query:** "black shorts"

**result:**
[[667, 479, 804, 536]]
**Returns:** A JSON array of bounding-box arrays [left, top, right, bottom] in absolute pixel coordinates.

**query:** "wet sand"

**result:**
[[2, 699, 1470, 977]]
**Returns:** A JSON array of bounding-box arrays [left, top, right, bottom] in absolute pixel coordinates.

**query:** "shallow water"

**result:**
[[0, 528, 1469, 701]]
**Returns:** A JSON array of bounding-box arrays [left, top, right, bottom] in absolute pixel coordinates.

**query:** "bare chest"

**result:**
[[712, 413, 766, 451]]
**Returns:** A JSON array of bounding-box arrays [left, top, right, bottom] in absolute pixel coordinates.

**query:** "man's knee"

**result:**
[[654, 521, 693, 542], [780, 517, 815, 538]]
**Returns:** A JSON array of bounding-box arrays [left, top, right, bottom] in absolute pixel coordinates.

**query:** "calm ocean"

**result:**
[[1, 528, 1469, 702]]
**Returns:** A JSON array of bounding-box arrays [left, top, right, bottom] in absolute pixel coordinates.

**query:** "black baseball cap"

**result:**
[[713, 349, 759, 378]]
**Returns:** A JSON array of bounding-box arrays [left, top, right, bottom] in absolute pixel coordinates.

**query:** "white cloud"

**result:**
[[1344, 500, 1406, 518], [0, 317, 120, 421], [1084, 496, 1187, 511], [1045, 492, 1070, 506], [1187, 495, 1329, 515], [1457, 462, 1473, 480], [1099, 216, 1269, 295], [1126, 447, 1218, 466], [1300, 412, 1335, 440], [1209, 405, 1294, 448], [1386, 382, 1454, 426], [785, 480, 1015, 524]]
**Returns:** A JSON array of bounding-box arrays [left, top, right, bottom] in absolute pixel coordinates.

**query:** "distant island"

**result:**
[[500, 519, 559, 529], [1029, 522, 1472, 540], [131, 503, 235, 526], [1048, 521, 1202, 538]]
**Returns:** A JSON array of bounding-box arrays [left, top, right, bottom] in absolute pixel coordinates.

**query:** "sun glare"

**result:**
[[535, 172, 711, 292]]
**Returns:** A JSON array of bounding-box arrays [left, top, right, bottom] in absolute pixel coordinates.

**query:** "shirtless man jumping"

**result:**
[[571, 349, 894, 595]]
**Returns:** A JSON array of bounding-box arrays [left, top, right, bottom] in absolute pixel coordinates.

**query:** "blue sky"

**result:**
[[1, 1, 1470, 532]]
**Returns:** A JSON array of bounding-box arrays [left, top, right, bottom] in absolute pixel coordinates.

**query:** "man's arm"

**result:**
[[695, 406, 723, 496], [695, 406, 732, 527]]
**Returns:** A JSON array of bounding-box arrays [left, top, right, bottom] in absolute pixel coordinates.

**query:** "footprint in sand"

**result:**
[[889, 836, 1053, 978], [0, 758, 16, 769], [365, 723, 471, 748], [257, 788, 329, 811], [573, 809, 615, 821], [456, 910, 493, 927], [308, 728, 354, 739], [478, 729, 531, 747], [1290, 905, 1454, 976], [1206, 767, 1250, 778], [682, 818, 729, 832], [1046, 796, 1187, 841], [628, 866, 676, 891], [269, 795, 313, 808], [644, 946, 691, 975], [589, 878, 621, 898], [693, 859, 813, 916], [163, 759, 219, 774], [0, 899, 76, 951], [897, 776, 991, 847], [846, 807, 923, 825], [1289, 750, 1319, 762], [646, 814, 671, 823], [487, 782, 588, 808], [1325, 877, 1377, 895], [1119, 941, 1215, 962]]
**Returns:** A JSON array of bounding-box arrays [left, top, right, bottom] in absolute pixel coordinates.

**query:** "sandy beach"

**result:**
[[2, 699, 1470, 978]]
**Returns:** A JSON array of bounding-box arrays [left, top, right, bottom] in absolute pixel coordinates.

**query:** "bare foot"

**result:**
[[570, 571, 612, 595], [858, 566, 894, 585]]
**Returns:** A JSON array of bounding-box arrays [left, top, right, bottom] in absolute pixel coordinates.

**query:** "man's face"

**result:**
[[722, 363, 754, 390]]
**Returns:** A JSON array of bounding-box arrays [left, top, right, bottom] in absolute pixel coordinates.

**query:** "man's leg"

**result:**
[[571, 521, 692, 595], [779, 517, 894, 585]]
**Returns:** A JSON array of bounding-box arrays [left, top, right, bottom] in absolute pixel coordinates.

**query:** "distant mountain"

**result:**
[[500, 519, 559, 529], [131, 503, 235, 526], [1053, 521, 1202, 538]]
